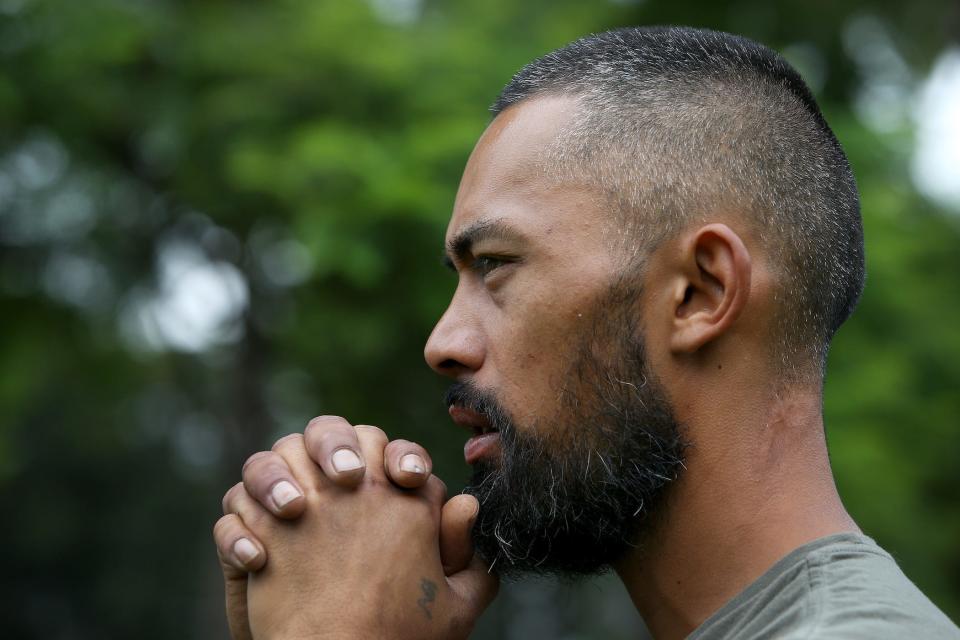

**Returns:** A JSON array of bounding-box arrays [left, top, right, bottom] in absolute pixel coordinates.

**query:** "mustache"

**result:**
[[444, 381, 513, 432], [444, 381, 496, 415]]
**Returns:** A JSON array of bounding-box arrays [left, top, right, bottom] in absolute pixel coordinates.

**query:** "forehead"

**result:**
[[447, 95, 607, 246]]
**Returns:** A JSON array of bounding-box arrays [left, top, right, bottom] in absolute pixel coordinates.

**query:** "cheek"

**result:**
[[481, 263, 615, 410], [495, 301, 572, 363], [485, 306, 590, 411]]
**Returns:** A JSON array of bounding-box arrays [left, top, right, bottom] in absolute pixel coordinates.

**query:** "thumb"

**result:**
[[439, 493, 479, 576], [446, 552, 500, 622], [218, 555, 253, 640]]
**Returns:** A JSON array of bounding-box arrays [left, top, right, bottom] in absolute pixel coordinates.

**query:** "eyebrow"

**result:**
[[443, 219, 526, 270]]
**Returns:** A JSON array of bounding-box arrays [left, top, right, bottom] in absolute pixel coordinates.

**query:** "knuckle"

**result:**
[[306, 415, 351, 434], [271, 432, 304, 453], [428, 474, 447, 496], [242, 450, 272, 473], [242, 456, 286, 489], [383, 440, 406, 462], [240, 505, 270, 530], [221, 482, 244, 514], [212, 514, 234, 539], [355, 424, 388, 445], [315, 425, 355, 449], [305, 416, 356, 454]]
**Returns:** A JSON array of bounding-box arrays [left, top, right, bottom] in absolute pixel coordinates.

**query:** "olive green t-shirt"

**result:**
[[688, 533, 959, 639]]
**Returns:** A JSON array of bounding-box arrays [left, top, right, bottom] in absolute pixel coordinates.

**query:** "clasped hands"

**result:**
[[212, 415, 498, 640]]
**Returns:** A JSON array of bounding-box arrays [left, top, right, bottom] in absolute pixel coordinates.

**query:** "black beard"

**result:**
[[446, 281, 687, 579]]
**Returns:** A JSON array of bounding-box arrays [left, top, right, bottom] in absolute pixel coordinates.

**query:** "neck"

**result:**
[[614, 386, 859, 640]]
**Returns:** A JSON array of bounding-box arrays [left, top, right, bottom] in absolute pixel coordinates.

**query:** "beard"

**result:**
[[446, 279, 687, 579]]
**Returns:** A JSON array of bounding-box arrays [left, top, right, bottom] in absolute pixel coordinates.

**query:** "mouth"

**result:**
[[449, 405, 502, 464], [448, 405, 499, 436]]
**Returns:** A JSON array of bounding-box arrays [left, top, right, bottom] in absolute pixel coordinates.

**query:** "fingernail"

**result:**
[[270, 480, 302, 510], [332, 448, 363, 472], [234, 538, 260, 565], [400, 453, 425, 474]]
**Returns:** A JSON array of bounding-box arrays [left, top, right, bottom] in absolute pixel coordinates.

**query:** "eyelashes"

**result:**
[[472, 255, 506, 277]]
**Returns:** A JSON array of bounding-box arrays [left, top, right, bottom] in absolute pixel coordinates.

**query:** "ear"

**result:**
[[670, 223, 752, 354]]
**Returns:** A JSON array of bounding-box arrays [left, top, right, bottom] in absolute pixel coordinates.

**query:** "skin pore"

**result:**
[[425, 94, 860, 640]]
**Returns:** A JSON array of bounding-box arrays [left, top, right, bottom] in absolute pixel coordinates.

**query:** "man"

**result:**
[[213, 26, 959, 639]]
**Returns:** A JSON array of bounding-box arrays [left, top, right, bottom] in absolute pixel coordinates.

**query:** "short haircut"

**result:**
[[493, 26, 865, 381]]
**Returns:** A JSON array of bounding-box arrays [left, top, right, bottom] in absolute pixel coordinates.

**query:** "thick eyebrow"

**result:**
[[444, 219, 526, 269]]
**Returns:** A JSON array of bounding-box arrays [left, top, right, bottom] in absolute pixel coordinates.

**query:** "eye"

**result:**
[[474, 256, 500, 275], [473, 255, 506, 277]]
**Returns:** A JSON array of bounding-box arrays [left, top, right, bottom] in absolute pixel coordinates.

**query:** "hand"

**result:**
[[221, 420, 498, 639], [213, 416, 493, 639]]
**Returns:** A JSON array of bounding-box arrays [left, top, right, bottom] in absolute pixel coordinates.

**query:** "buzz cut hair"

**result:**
[[493, 26, 865, 381]]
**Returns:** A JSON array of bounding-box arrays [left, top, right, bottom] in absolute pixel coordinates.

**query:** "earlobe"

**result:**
[[669, 224, 752, 354]]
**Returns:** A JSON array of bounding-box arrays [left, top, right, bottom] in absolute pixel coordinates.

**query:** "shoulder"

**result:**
[[803, 537, 960, 639], [691, 534, 960, 640]]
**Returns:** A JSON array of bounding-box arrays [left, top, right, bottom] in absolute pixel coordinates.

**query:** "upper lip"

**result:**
[[448, 405, 497, 436]]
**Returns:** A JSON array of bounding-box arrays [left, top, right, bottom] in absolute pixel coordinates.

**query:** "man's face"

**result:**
[[425, 96, 625, 441], [424, 96, 686, 576]]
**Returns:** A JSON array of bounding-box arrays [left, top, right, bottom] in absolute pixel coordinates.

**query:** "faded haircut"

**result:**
[[492, 26, 865, 381]]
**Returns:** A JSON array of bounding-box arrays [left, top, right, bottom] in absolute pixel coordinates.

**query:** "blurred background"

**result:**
[[1, 0, 958, 638]]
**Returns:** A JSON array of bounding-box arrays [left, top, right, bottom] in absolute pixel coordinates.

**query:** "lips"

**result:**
[[448, 405, 501, 463], [464, 432, 500, 464], [448, 405, 498, 436]]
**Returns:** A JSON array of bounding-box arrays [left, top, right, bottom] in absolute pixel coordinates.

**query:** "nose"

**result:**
[[424, 299, 485, 379]]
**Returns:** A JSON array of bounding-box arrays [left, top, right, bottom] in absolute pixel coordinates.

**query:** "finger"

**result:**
[[241, 450, 306, 518], [222, 481, 245, 516], [422, 473, 448, 507], [214, 513, 267, 573], [303, 415, 367, 487], [271, 432, 328, 493], [223, 480, 274, 534], [382, 439, 433, 489], [222, 564, 253, 640], [214, 497, 267, 640], [447, 553, 500, 626], [213, 492, 266, 640], [439, 493, 479, 576], [353, 425, 390, 482], [419, 474, 448, 526]]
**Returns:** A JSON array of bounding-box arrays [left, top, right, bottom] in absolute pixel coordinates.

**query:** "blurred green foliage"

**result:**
[[1, 0, 958, 638]]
